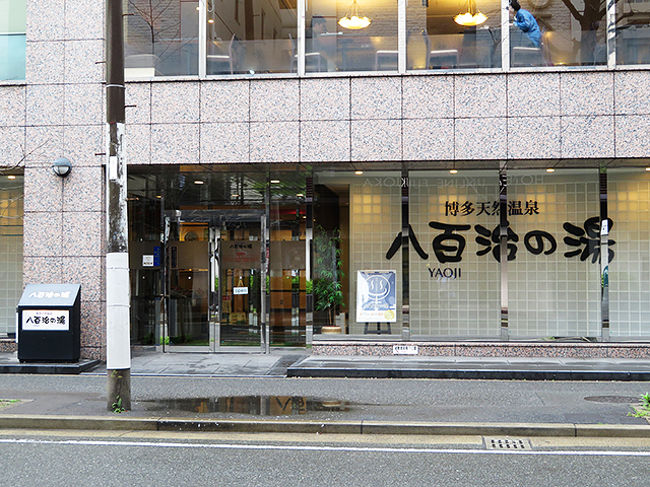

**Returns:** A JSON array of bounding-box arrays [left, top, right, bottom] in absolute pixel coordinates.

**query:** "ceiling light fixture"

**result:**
[[546, 168, 555, 173], [7, 175, 16, 180], [354, 170, 364, 175], [194, 180, 204, 185], [339, 0, 371, 30], [454, 0, 487, 26]]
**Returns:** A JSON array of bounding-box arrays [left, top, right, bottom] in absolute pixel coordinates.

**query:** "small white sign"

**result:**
[[22, 310, 69, 331], [233, 287, 249, 295], [142, 255, 154, 267], [393, 344, 418, 355]]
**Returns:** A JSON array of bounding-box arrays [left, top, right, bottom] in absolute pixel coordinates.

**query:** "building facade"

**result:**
[[1, 0, 650, 359]]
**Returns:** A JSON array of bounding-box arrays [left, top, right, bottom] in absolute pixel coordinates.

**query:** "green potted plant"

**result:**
[[313, 225, 344, 333]]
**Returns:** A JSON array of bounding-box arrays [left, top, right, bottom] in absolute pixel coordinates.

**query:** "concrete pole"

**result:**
[[105, 0, 131, 410]]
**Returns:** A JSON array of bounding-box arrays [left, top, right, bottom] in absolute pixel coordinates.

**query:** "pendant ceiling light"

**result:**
[[454, 0, 487, 26], [339, 0, 371, 30]]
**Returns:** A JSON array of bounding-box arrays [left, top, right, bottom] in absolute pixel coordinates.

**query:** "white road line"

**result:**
[[0, 437, 648, 457]]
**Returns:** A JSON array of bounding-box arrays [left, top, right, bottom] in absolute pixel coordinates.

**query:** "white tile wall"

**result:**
[[409, 172, 500, 337], [349, 177, 402, 334], [609, 170, 650, 337], [509, 171, 601, 337]]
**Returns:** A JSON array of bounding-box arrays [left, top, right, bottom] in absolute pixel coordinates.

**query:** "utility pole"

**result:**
[[105, 0, 131, 410]]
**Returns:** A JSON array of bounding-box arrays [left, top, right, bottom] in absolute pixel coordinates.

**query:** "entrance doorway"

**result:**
[[161, 207, 308, 351], [127, 166, 311, 352], [164, 209, 265, 351]]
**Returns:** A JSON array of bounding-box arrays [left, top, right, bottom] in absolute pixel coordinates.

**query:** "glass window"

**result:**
[[0, 174, 23, 336], [207, 0, 297, 75], [509, 169, 601, 337], [313, 170, 401, 335], [0, 0, 26, 80], [609, 168, 650, 337], [616, 0, 650, 65], [306, 0, 398, 72], [509, 0, 605, 67], [124, 0, 199, 77], [407, 0, 502, 70], [409, 171, 500, 337]]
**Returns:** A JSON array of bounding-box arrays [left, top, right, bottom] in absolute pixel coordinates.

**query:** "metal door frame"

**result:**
[[162, 209, 266, 353]]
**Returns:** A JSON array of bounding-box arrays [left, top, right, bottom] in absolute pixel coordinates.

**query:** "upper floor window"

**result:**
[[125, 0, 200, 76], [0, 0, 26, 81], [122, 0, 646, 79], [616, 0, 650, 65], [407, 0, 502, 70], [306, 0, 398, 73]]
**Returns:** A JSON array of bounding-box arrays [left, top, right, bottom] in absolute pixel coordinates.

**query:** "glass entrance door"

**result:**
[[216, 213, 263, 347], [165, 218, 211, 350]]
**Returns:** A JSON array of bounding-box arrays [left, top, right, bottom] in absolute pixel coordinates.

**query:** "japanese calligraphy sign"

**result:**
[[356, 270, 397, 323], [22, 310, 69, 331]]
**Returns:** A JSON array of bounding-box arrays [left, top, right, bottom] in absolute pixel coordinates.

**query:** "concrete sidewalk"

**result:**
[[0, 349, 649, 438]]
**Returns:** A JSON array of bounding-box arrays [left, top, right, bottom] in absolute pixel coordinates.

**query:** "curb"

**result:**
[[286, 367, 650, 381], [1, 415, 649, 437]]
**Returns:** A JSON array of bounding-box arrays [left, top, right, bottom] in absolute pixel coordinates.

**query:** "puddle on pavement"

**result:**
[[142, 396, 351, 416]]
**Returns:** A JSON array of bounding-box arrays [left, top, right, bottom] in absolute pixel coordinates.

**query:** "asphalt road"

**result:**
[[0, 375, 648, 425], [0, 431, 649, 486]]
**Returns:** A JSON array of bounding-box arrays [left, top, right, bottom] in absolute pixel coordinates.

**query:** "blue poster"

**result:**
[[356, 270, 397, 323]]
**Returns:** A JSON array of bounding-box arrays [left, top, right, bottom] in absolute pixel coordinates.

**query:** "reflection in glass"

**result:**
[[407, 0, 502, 69], [509, 0, 605, 67], [0, 174, 23, 335], [0, 0, 26, 80], [615, 0, 650, 65], [306, 0, 398, 72], [124, 0, 199, 76], [206, 0, 297, 74]]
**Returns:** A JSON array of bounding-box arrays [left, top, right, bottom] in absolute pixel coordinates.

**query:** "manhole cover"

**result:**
[[584, 396, 639, 404], [485, 438, 532, 450]]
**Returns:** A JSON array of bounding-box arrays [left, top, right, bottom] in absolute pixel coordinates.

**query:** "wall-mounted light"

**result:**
[[52, 157, 72, 178]]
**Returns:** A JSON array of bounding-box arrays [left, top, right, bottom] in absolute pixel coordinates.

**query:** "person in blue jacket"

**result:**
[[509, 0, 541, 48]]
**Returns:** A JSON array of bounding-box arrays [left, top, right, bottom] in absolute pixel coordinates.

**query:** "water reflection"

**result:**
[[143, 396, 350, 416]]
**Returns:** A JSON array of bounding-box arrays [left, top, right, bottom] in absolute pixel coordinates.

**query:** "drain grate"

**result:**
[[484, 438, 532, 450]]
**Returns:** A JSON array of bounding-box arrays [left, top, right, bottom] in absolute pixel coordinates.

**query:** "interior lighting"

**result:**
[[271, 179, 281, 184], [454, 0, 487, 26], [449, 168, 458, 175], [194, 180, 204, 185], [296, 193, 304, 197], [354, 170, 364, 175], [645, 167, 650, 172], [338, 0, 371, 30], [546, 168, 555, 173], [7, 175, 16, 180]]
